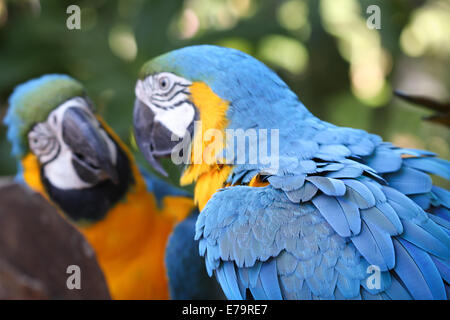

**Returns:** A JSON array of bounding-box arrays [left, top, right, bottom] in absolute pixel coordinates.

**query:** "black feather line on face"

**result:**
[[153, 82, 189, 96], [151, 97, 196, 111], [40, 143, 61, 166], [152, 81, 183, 99], [151, 88, 190, 103], [41, 138, 134, 224]]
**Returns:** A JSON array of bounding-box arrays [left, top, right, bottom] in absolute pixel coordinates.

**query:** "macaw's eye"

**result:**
[[158, 76, 170, 91]]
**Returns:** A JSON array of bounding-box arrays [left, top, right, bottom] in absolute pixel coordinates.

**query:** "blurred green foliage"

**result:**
[[0, 0, 448, 189]]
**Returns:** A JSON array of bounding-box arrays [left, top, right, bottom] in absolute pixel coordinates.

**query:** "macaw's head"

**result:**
[[5, 74, 134, 224], [133, 45, 309, 179]]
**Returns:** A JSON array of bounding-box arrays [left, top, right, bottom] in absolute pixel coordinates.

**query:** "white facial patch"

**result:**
[[44, 145, 90, 190], [135, 72, 195, 138], [28, 97, 117, 190]]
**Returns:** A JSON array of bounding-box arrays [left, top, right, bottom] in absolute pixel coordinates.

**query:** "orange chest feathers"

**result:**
[[80, 186, 194, 300]]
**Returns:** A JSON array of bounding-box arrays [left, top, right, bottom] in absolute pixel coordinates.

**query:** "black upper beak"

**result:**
[[133, 99, 183, 177], [62, 107, 119, 185]]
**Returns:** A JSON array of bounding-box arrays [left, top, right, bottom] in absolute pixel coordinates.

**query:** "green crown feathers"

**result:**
[[5, 74, 85, 158]]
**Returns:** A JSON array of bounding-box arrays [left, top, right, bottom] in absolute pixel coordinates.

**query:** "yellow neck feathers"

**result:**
[[180, 82, 232, 210]]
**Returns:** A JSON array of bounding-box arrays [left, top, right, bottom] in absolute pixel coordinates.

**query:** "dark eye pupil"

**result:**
[[160, 78, 169, 89]]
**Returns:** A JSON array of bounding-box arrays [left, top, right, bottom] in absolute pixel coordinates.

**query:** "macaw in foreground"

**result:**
[[132, 45, 450, 300], [4, 74, 222, 300]]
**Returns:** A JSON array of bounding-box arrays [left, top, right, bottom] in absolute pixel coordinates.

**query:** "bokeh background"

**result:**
[[0, 0, 449, 188]]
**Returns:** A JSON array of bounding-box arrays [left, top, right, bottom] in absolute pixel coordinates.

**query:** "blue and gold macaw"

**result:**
[[132, 45, 450, 300], [4, 74, 222, 300]]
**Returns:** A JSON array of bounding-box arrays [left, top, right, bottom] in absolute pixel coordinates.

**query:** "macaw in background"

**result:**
[[133, 45, 450, 300], [4, 74, 223, 300]]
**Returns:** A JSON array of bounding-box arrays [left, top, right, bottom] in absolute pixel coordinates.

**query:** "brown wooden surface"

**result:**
[[0, 182, 110, 299]]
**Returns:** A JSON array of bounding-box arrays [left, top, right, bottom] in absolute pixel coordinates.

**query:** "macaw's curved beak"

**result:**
[[133, 99, 181, 177], [62, 107, 119, 185]]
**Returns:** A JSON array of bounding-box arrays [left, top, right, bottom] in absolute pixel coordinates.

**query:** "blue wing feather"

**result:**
[[404, 157, 450, 180], [249, 277, 269, 300], [259, 259, 283, 300], [336, 196, 361, 235], [364, 146, 402, 173], [223, 261, 244, 299], [392, 239, 435, 299], [409, 193, 431, 210], [430, 256, 450, 284], [396, 239, 446, 300], [343, 179, 376, 209], [432, 186, 450, 209], [431, 207, 450, 222], [383, 275, 412, 300], [400, 219, 450, 259], [336, 274, 360, 298], [312, 194, 351, 237], [306, 176, 346, 196], [215, 267, 235, 299], [384, 167, 432, 195]]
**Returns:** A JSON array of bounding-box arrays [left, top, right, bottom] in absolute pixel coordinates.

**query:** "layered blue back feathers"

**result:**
[[195, 127, 450, 300]]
